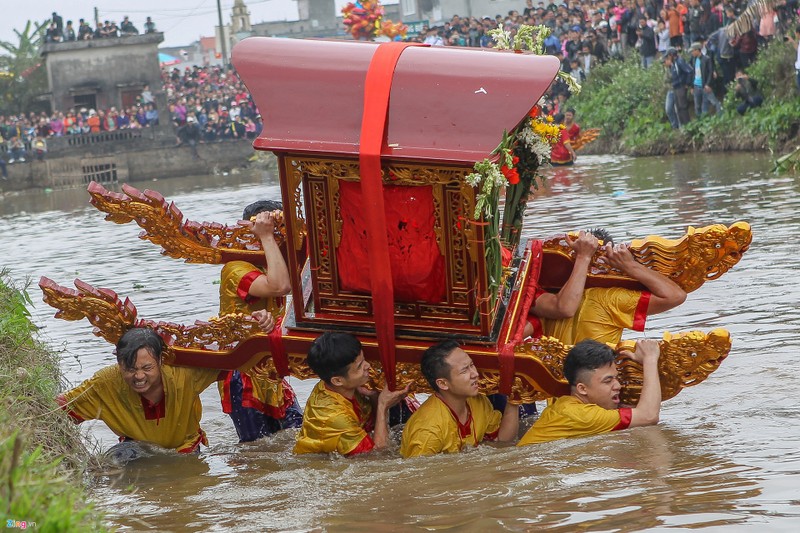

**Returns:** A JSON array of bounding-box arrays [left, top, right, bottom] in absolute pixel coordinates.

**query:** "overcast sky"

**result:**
[[2, 0, 306, 49]]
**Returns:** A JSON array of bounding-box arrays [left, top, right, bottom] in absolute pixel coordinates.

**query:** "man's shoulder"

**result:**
[[221, 260, 262, 278], [67, 365, 123, 398], [549, 396, 619, 423], [466, 393, 495, 413], [406, 395, 450, 429], [305, 382, 356, 424], [93, 364, 124, 383]]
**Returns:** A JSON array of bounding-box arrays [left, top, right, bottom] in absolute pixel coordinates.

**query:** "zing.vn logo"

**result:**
[[6, 520, 36, 530]]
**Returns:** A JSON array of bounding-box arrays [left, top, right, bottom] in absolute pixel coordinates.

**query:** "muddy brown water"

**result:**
[[1, 153, 799, 531]]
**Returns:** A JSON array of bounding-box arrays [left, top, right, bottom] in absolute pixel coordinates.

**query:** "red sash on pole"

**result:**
[[359, 42, 422, 390]]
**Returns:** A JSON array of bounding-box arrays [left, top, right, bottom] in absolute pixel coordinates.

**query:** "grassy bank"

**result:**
[[0, 272, 105, 531], [572, 39, 800, 156]]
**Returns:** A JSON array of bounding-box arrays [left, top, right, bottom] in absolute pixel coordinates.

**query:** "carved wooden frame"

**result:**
[[279, 155, 494, 335]]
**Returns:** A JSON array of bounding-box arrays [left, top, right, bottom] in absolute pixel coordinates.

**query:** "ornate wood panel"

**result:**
[[280, 156, 492, 336]]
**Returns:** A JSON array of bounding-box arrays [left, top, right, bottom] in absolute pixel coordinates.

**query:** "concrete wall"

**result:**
[[41, 33, 164, 113], [0, 138, 256, 192], [435, 0, 525, 22]]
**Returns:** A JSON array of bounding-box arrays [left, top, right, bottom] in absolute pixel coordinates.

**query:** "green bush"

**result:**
[[573, 56, 669, 140], [570, 39, 800, 153], [0, 273, 106, 532]]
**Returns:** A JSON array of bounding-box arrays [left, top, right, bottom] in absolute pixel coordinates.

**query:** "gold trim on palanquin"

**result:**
[[39, 276, 731, 405]]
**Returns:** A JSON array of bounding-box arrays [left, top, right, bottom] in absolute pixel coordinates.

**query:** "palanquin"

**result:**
[[40, 38, 752, 405]]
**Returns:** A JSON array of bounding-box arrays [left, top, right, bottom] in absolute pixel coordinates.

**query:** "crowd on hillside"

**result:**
[[3, 0, 798, 167], [162, 65, 263, 145], [44, 11, 157, 43], [410, 0, 799, 125]]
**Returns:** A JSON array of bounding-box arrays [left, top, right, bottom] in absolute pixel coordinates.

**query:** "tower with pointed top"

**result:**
[[231, 0, 252, 34]]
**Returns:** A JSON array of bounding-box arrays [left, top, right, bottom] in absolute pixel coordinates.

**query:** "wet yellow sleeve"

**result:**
[[475, 395, 502, 439], [294, 387, 369, 455], [400, 424, 445, 458], [518, 398, 623, 446], [61, 366, 118, 422]]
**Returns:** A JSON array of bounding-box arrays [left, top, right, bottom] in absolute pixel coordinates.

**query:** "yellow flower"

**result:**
[[546, 115, 554, 123]]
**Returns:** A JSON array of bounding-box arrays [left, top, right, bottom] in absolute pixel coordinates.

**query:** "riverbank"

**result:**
[[0, 132, 277, 193], [0, 273, 105, 531], [572, 39, 800, 157]]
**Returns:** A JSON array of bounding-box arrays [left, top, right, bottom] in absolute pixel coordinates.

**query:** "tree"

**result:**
[[0, 20, 50, 115]]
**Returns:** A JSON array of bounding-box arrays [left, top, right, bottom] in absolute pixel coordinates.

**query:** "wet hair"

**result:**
[[421, 340, 459, 393], [306, 332, 362, 383], [115, 328, 164, 369], [242, 200, 282, 220], [563, 339, 616, 386], [588, 227, 613, 245]]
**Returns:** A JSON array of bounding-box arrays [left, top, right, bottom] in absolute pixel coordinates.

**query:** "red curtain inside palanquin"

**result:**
[[336, 180, 446, 303]]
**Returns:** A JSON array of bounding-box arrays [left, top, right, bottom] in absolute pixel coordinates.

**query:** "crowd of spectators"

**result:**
[[45, 11, 157, 43], [0, 64, 263, 164], [411, 0, 799, 125], [162, 65, 263, 147], [4, 1, 798, 167]]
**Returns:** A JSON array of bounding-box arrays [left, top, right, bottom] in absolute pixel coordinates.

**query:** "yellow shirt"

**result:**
[[219, 261, 283, 316], [62, 365, 220, 452], [517, 395, 632, 446], [294, 381, 375, 455], [400, 394, 502, 458], [218, 260, 288, 414], [537, 287, 650, 345]]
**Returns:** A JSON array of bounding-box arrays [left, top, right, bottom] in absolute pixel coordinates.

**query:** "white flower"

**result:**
[[465, 172, 483, 187]]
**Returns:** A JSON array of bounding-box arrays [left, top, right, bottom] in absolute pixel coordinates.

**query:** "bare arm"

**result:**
[[533, 231, 599, 319], [621, 339, 662, 427], [243, 210, 291, 297], [566, 140, 577, 162], [604, 243, 686, 314], [497, 400, 520, 442], [372, 384, 411, 450]]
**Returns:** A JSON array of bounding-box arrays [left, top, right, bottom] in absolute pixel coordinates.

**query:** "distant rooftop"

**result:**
[[41, 32, 164, 56]]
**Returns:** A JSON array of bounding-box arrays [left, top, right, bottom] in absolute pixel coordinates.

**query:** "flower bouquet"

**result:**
[[465, 24, 580, 313]]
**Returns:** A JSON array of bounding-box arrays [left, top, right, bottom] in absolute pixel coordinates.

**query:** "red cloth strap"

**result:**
[[500, 240, 544, 394], [514, 240, 544, 342], [498, 342, 516, 395], [268, 315, 290, 377], [632, 291, 651, 332], [220, 371, 234, 413], [359, 42, 422, 390]]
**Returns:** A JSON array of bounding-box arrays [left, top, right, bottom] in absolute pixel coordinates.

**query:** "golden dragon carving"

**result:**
[[570, 128, 601, 152], [39, 276, 264, 367], [39, 277, 731, 404], [87, 182, 749, 294], [542, 221, 752, 293], [86, 181, 302, 264]]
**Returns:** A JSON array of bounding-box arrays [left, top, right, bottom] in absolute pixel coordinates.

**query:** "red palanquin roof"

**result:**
[[232, 37, 561, 164]]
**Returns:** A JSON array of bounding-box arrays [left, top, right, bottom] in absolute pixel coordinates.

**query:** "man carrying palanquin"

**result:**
[[57, 328, 223, 453], [518, 338, 661, 445], [400, 341, 519, 458], [524, 239, 687, 346], [294, 332, 410, 456], [217, 200, 303, 442]]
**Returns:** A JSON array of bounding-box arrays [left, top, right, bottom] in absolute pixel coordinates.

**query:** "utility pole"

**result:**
[[217, 0, 228, 66], [94, 7, 99, 29]]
